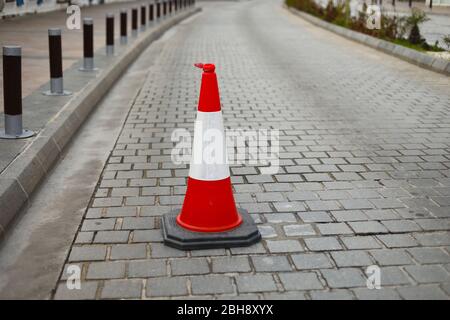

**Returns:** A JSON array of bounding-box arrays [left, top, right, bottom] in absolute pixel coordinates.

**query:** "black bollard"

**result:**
[[120, 9, 127, 45], [141, 5, 146, 30], [169, 0, 172, 15], [157, 1, 161, 20], [106, 13, 114, 55], [174, 0, 177, 12], [163, 1, 167, 17], [80, 18, 96, 71], [43, 28, 71, 96], [1, 46, 35, 139], [149, 3, 154, 23], [132, 7, 138, 37]]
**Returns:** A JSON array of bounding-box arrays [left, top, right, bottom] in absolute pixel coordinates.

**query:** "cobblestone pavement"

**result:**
[[54, 0, 450, 300]]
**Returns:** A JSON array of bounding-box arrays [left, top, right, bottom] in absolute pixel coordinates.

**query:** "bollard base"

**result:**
[[162, 208, 261, 250], [79, 58, 98, 72], [42, 90, 72, 96], [0, 129, 35, 139]]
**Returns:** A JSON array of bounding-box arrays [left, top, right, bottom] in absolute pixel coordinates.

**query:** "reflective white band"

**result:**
[[189, 111, 230, 181]]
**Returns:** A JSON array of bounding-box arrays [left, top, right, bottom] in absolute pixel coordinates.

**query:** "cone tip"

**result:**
[[194, 63, 215, 73]]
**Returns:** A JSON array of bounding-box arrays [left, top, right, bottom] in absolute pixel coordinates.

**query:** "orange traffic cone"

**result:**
[[162, 63, 261, 250]]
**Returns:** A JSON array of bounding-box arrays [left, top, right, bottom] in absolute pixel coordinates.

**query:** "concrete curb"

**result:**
[[0, 7, 202, 239], [286, 6, 450, 76]]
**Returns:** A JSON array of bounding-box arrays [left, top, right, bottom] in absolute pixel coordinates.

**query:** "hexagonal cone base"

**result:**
[[162, 208, 261, 250]]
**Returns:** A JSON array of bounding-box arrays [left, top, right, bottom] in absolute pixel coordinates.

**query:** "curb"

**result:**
[[0, 7, 202, 239], [286, 6, 450, 76]]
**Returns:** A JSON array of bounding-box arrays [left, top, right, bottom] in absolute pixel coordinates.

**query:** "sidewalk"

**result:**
[[0, 0, 151, 108]]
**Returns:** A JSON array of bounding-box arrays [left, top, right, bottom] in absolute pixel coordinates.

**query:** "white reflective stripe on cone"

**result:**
[[189, 111, 230, 181]]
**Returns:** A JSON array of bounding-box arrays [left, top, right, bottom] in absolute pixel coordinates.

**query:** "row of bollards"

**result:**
[[1, 0, 195, 139]]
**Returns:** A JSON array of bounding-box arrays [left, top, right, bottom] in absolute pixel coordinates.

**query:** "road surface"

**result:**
[[0, 0, 449, 300]]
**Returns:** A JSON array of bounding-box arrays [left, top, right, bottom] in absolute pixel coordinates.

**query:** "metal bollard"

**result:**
[[106, 13, 114, 55], [43, 29, 71, 96], [163, 1, 167, 17], [140, 5, 146, 30], [149, 3, 154, 23], [79, 18, 97, 71], [157, 1, 161, 20], [174, 0, 177, 12], [120, 10, 127, 45], [131, 7, 138, 37], [169, 0, 172, 15], [1, 46, 35, 139]]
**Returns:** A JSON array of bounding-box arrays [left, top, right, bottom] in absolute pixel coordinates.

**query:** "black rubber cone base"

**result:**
[[162, 208, 261, 250]]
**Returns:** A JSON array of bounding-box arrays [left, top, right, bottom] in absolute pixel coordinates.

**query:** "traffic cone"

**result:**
[[162, 63, 261, 250]]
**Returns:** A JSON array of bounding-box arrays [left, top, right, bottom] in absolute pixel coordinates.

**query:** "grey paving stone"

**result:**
[[146, 277, 188, 297], [75, 232, 94, 244], [54, 281, 99, 300], [364, 209, 399, 220], [382, 220, 421, 233], [191, 248, 228, 257], [266, 240, 303, 253], [212, 256, 252, 273], [258, 225, 278, 238], [379, 266, 411, 286], [94, 231, 129, 244], [331, 250, 373, 267], [69, 246, 107, 262], [309, 290, 354, 300], [397, 285, 448, 300], [332, 210, 368, 222], [304, 237, 342, 251], [230, 243, 267, 255], [128, 260, 167, 278], [81, 219, 116, 232], [404, 265, 450, 283], [110, 244, 147, 260], [264, 213, 297, 223], [353, 288, 401, 300], [235, 274, 277, 293], [121, 217, 155, 230], [408, 247, 450, 264], [191, 275, 234, 295], [132, 229, 163, 242], [306, 200, 341, 211], [101, 279, 142, 299], [171, 258, 210, 276], [298, 211, 333, 223], [348, 221, 389, 234], [251, 255, 292, 272], [291, 253, 334, 270], [283, 224, 316, 236], [413, 232, 450, 246], [317, 223, 353, 235], [86, 261, 126, 280], [341, 236, 382, 249], [273, 201, 305, 212], [377, 234, 419, 248], [279, 272, 323, 291], [151, 243, 187, 258], [321, 268, 367, 288], [104, 207, 138, 217], [369, 249, 414, 266]]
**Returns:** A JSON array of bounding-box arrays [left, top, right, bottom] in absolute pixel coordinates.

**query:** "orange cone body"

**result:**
[[176, 63, 243, 233]]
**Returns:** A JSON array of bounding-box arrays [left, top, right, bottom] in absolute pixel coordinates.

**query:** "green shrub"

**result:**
[[286, 0, 444, 52]]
